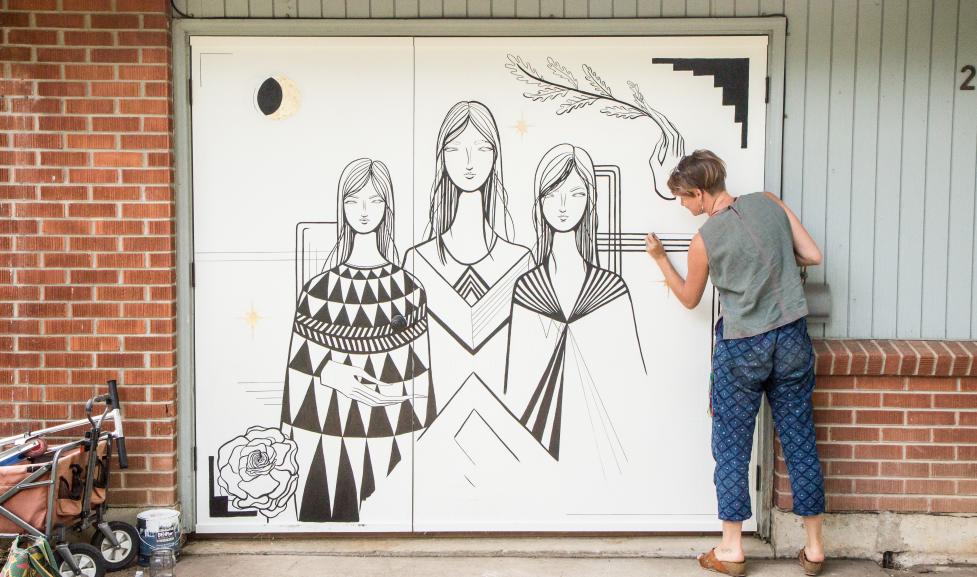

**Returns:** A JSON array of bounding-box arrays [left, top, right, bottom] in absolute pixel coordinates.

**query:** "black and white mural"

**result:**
[[191, 35, 768, 532]]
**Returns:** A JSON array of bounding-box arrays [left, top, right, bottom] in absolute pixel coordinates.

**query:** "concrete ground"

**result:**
[[117, 555, 977, 577], [109, 537, 977, 577]]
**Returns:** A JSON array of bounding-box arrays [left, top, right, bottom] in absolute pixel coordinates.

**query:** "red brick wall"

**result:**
[[775, 341, 977, 514], [0, 1, 176, 507]]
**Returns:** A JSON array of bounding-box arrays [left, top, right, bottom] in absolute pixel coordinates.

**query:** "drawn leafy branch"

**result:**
[[600, 105, 645, 120], [558, 94, 600, 115], [506, 54, 686, 165], [505, 55, 543, 87], [583, 64, 613, 97], [546, 57, 578, 88], [525, 84, 568, 103]]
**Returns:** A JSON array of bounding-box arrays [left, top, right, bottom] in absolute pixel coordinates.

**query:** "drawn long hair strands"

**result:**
[[324, 158, 399, 271], [532, 144, 599, 267], [426, 101, 514, 263]]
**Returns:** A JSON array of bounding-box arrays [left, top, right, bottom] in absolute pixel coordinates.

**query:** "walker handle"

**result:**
[[107, 380, 129, 469], [107, 379, 121, 410], [116, 435, 129, 470]]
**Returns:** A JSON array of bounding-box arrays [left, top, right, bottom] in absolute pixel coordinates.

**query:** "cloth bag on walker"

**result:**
[[1, 535, 60, 577]]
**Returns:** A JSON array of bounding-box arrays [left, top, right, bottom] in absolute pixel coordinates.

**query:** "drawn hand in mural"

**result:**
[[647, 124, 684, 202], [317, 360, 410, 407], [506, 55, 686, 201]]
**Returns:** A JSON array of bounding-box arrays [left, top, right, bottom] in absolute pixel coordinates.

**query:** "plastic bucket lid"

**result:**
[[137, 509, 180, 533]]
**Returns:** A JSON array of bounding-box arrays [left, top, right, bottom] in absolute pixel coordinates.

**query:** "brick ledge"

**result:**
[[813, 340, 977, 377]]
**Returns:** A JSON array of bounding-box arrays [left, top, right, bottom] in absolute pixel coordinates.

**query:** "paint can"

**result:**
[[136, 508, 181, 566]]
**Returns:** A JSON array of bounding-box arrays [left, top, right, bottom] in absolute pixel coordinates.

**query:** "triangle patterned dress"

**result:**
[[280, 263, 435, 523]]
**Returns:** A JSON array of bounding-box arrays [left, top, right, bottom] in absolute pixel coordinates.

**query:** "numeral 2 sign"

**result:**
[[962, 65, 976, 91]]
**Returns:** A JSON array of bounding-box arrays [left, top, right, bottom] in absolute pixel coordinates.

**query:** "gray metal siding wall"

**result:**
[[177, 0, 977, 340]]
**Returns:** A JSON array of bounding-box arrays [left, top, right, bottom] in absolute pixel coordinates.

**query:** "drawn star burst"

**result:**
[[512, 114, 532, 138], [241, 303, 264, 338]]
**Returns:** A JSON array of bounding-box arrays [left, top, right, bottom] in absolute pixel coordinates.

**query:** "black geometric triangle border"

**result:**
[[653, 57, 750, 148]]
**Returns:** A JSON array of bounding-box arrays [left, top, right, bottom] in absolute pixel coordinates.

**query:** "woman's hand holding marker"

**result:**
[[645, 233, 667, 260]]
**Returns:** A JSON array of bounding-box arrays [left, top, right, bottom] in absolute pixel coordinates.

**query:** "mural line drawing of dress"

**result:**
[[404, 100, 533, 409], [504, 144, 647, 492], [280, 159, 435, 523], [507, 262, 645, 474]]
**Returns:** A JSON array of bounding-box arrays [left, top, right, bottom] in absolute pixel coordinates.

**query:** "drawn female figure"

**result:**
[[280, 158, 435, 523], [403, 101, 533, 408], [504, 144, 646, 481]]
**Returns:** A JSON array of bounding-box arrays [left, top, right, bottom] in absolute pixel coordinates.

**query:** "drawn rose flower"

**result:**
[[216, 426, 298, 519]]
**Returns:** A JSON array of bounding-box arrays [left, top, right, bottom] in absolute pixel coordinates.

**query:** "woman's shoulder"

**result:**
[[744, 191, 787, 211], [301, 267, 338, 298], [749, 192, 793, 227], [387, 264, 425, 293], [514, 261, 547, 288], [587, 263, 629, 294], [490, 237, 533, 263], [403, 238, 438, 264]]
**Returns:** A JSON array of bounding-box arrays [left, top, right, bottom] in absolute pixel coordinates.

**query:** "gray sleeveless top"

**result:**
[[699, 192, 808, 339]]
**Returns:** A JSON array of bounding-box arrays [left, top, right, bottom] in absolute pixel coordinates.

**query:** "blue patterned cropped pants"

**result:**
[[711, 317, 825, 521]]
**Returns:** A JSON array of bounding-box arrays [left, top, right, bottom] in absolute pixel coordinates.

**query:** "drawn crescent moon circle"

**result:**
[[255, 76, 300, 120]]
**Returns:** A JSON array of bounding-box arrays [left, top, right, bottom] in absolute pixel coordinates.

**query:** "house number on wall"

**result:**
[[962, 65, 976, 91]]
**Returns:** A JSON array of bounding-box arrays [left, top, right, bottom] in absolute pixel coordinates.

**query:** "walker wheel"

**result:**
[[90, 520, 139, 571], [57, 542, 106, 577]]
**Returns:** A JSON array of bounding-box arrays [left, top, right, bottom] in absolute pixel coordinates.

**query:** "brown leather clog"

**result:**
[[697, 548, 747, 576], [798, 548, 824, 576]]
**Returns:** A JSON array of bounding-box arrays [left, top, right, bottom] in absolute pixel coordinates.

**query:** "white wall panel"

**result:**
[[823, 0, 856, 338], [469, 0, 493, 17], [613, 0, 637, 17], [564, 0, 587, 16], [371, 0, 396, 16], [895, 0, 933, 339], [637, 0, 661, 17], [759, 0, 781, 15], [800, 0, 831, 290], [847, 0, 882, 337], [322, 0, 347, 15], [686, 0, 709, 17], [443, 0, 467, 16], [949, 0, 977, 339], [298, 0, 323, 16], [735, 0, 757, 16], [661, 0, 685, 16], [872, 0, 908, 339], [920, 0, 959, 338]]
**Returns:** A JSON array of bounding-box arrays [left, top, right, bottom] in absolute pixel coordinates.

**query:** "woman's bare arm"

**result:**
[[764, 191, 822, 267], [646, 233, 710, 310]]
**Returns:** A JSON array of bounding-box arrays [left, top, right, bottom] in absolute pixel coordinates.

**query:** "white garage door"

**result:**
[[190, 33, 768, 533]]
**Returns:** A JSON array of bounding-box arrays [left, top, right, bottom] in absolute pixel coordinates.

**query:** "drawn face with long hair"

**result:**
[[426, 101, 513, 254], [343, 180, 386, 234], [541, 169, 588, 233], [533, 144, 599, 265], [326, 158, 399, 270], [444, 122, 495, 193]]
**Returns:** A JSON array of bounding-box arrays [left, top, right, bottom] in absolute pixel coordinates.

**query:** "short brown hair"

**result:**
[[666, 149, 727, 195]]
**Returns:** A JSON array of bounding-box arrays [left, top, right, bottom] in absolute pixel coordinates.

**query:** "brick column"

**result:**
[[775, 340, 977, 514], [1, 1, 177, 507]]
